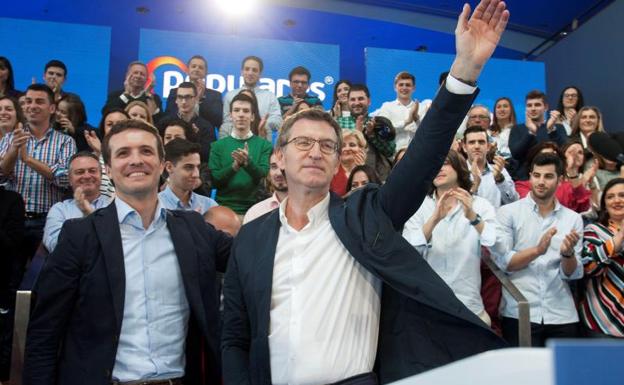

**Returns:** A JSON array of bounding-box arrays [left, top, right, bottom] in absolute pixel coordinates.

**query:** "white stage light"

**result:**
[[215, 0, 257, 17]]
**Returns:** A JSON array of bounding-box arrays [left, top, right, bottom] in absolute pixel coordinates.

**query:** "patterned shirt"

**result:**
[[277, 93, 323, 115], [580, 222, 624, 337], [335, 115, 396, 158], [0, 126, 76, 213]]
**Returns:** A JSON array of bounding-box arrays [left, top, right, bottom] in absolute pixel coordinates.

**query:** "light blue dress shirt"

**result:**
[[158, 186, 218, 215], [112, 198, 190, 382], [42, 195, 111, 252], [491, 194, 584, 324]]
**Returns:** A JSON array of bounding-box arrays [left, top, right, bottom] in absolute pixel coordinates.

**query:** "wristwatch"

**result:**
[[560, 252, 574, 259], [469, 214, 482, 226]]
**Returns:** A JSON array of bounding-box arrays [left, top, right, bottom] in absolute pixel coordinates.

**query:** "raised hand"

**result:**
[[353, 148, 367, 166], [84, 130, 102, 155], [547, 110, 561, 131], [451, 187, 475, 219], [450, 0, 510, 82], [559, 230, 580, 257], [492, 154, 506, 180], [432, 189, 454, 221], [525, 109, 538, 135], [536, 227, 557, 255], [74, 186, 95, 216]]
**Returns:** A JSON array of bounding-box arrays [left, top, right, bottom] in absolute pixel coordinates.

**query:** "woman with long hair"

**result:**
[[569, 106, 604, 151], [556, 86, 585, 135], [0, 96, 24, 139], [330, 80, 351, 118], [0, 57, 20, 98], [55, 93, 96, 151], [490, 97, 517, 160], [346, 164, 381, 194]]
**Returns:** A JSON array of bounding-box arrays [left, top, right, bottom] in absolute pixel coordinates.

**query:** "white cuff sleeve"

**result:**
[[445, 75, 477, 95]]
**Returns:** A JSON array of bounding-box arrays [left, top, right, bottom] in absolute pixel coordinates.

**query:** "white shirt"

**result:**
[[402, 194, 497, 317], [472, 162, 518, 209], [374, 99, 430, 151], [269, 194, 381, 385], [491, 126, 512, 159], [242, 192, 281, 224], [490, 195, 584, 324]]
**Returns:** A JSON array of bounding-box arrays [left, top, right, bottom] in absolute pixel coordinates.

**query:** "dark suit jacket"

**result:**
[[24, 203, 231, 385], [103, 89, 163, 115], [166, 87, 224, 129], [509, 122, 568, 180], [221, 86, 507, 385]]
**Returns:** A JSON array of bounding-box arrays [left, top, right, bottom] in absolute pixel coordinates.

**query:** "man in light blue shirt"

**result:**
[[491, 152, 583, 346], [219, 55, 282, 141], [159, 138, 218, 215], [43, 151, 110, 252]]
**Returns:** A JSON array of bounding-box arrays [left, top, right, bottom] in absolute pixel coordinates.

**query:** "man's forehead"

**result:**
[[526, 98, 544, 105], [46, 66, 65, 75], [291, 119, 337, 139], [178, 88, 194, 95], [243, 60, 260, 69], [110, 129, 157, 147], [26, 90, 49, 100], [349, 91, 367, 99], [532, 164, 556, 174], [470, 107, 488, 115], [189, 58, 205, 67], [130, 65, 146, 73], [71, 157, 99, 169], [232, 101, 252, 109], [465, 131, 487, 141]]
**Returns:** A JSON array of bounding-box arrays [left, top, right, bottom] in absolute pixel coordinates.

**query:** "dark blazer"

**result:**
[[24, 203, 231, 385], [221, 86, 507, 385], [166, 87, 224, 129], [103, 89, 163, 115], [509, 122, 568, 180]]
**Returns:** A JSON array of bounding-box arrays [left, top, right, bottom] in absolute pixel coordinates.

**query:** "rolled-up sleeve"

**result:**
[[49, 136, 76, 188]]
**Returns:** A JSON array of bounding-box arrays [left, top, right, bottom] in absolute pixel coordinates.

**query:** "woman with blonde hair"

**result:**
[[330, 129, 367, 196]]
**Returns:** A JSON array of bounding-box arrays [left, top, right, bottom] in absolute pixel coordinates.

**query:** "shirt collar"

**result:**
[[114, 196, 167, 229], [163, 185, 194, 209], [278, 193, 330, 231], [231, 130, 253, 140], [526, 193, 562, 213], [394, 98, 414, 107]]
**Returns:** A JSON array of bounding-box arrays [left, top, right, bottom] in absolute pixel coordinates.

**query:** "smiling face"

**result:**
[[562, 87, 579, 109], [495, 99, 511, 121], [341, 134, 361, 165], [105, 129, 164, 200], [69, 156, 101, 198], [604, 182, 624, 222], [394, 78, 414, 101], [0, 98, 18, 132], [127, 104, 149, 122], [348, 90, 370, 118], [127, 64, 147, 89], [188, 57, 207, 82], [242, 59, 261, 87], [433, 158, 458, 190], [24, 89, 55, 126], [530, 163, 560, 201], [578, 109, 599, 135], [526, 98, 547, 123], [336, 82, 350, 104], [166, 152, 201, 193]]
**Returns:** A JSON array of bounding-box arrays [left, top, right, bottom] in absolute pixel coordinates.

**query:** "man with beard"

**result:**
[[336, 84, 396, 181], [43, 151, 110, 252], [166, 55, 224, 128], [492, 152, 583, 346], [242, 150, 288, 223]]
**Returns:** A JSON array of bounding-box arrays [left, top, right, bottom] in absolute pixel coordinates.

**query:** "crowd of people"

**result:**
[[0, 1, 621, 384]]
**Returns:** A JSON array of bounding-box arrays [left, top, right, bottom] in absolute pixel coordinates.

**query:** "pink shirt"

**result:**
[[242, 193, 282, 224]]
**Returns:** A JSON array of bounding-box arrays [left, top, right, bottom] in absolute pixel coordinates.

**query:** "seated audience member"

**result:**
[[85, 108, 130, 199], [336, 84, 396, 180], [170, 81, 215, 162], [490, 97, 517, 161], [562, 140, 598, 211], [0, 95, 24, 139], [346, 164, 381, 194], [243, 151, 288, 224], [556, 86, 585, 136], [331, 129, 367, 196], [43, 152, 110, 252], [466, 104, 491, 131], [159, 138, 217, 215], [0, 57, 21, 98], [462, 125, 517, 208], [509, 90, 567, 180], [204, 206, 241, 237], [125, 100, 153, 125], [569, 106, 604, 153], [55, 93, 96, 152], [165, 55, 223, 128], [515, 142, 592, 213], [0, 84, 76, 262], [403, 150, 497, 325], [278, 66, 323, 117], [43, 60, 68, 103], [492, 152, 583, 346], [0, 185, 25, 382], [580, 177, 624, 338], [220, 56, 281, 141], [329, 79, 351, 118], [159, 117, 198, 145], [209, 93, 272, 215], [376, 71, 428, 150], [593, 153, 622, 192], [104, 61, 162, 116]]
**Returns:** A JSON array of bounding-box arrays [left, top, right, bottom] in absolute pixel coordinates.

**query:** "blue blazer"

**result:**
[[24, 204, 231, 385], [221, 86, 507, 385]]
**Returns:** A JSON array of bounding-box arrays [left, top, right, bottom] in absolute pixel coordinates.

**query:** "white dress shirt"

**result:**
[[472, 162, 518, 209], [269, 194, 381, 385], [242, 192, 281, 224], [374, 99, 430, 151], [491, 195, 584, 324], [402, 195, 497, 319]]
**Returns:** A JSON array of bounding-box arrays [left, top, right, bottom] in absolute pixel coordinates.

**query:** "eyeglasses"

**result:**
[[290, 80, 308, 86], [176, 94, 195, 101], [563, 93, 578, 99], [285, 136, 338, 155]]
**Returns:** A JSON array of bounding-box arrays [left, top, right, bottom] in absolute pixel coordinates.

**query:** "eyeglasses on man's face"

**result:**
[[285, 136, 339, 155]]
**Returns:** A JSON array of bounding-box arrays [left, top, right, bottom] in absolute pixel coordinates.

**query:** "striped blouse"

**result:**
[[580, 222, 624, 337], [0, 127, 76, 213]]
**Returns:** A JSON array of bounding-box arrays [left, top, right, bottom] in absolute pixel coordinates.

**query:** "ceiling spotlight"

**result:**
[[215, 0, 257, 17]]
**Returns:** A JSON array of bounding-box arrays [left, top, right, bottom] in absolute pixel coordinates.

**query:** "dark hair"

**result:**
[[462, 125, 489, 142], [331, 80, 352, 113], [164, 138, 201, 164], [102, 119, 164, 166], [235, 90, 261, 135], [68, 151, 100, 171], [348, 84, 370, 99], [98, 108, 130, 138], [157, 117, 198, 143], [0, 95, 25, 129], [177, 81, 197, 95], [394, 71, 415, 85], [525, 90, 547, 103], [26, 84, 55, 104], [288, 66, 311, 81], [530, 152, 564, 177], [0, 57, 16, 93], [598, 178, 624, 226], [44, 59, 67, 77], [241, 55, 263, 72], [346, 164, 381, 193], [556, 86, 584, 115], [429, 149, 472, 195], [58, 93, 87, 128], [126, 61, 146, 74], [524, 141, 563, 171], [278, 109, 342, 153], [491, 97, 517, 134], [188, 55, 207, 68]]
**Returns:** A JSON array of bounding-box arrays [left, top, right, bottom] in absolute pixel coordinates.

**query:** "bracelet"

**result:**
[[560, 252, 574, 259]]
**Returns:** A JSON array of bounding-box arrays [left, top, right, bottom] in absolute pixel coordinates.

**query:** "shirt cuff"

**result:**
[[445, 75, 477, 95]]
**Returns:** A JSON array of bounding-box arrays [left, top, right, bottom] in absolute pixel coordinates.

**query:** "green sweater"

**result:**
[[208, 135, 272, 214]]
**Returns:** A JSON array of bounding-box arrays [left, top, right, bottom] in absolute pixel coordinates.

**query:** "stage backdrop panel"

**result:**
[[139, 29, 340, 110], [0, 18, 111, 127], [366, 48, 546, 121]]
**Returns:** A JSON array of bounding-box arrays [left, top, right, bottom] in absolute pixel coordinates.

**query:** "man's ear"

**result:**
[[275, 147, 285, 171], [164, 160, 173, 174]]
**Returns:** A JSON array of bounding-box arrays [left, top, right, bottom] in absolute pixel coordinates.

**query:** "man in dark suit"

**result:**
[[24, 119, 231, 385], [222, 1, 510, 384]]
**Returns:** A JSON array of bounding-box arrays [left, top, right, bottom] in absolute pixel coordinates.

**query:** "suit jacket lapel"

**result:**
[[254, 211, 281, 337], [93, 202, 126, 332]]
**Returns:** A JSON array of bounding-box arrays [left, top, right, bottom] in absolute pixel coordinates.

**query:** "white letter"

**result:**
[[163, 71, 184, 98], [276, 79, 290, 98], [310, 82, 326, 101], [207, 74, 226, 93]]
